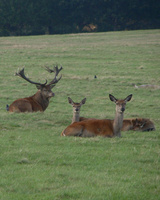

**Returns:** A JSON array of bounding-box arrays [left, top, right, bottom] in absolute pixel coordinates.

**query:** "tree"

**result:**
[[0, 0, 159, 36]]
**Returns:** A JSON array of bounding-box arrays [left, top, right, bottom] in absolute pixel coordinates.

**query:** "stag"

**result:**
[[8, 66, 62, 112]]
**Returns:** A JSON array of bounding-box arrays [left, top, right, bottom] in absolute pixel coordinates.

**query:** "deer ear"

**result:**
[[124, 94, 132, 102], [68, 97, 73, 105], [109, 94, 117, 103], [81, 98, 86, 105]]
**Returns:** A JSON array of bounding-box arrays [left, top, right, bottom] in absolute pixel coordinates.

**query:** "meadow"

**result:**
[[0, 30, 160, 200]]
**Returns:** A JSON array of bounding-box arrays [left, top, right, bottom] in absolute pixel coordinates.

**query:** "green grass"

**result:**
[[0, 30, 160, 200]]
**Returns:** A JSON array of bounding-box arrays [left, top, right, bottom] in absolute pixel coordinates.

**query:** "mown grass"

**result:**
[[0, 30, 160, 200]]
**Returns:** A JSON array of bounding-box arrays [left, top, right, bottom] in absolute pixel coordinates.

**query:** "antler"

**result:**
[[45, 65, 63, 86], [45, 66, 55, 73], [15, 68, 47, 86]]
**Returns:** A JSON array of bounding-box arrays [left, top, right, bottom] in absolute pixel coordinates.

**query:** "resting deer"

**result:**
[[61, 94, 132, 137], [68, 97, 154, 133], [122, 118, 155, 132], [68, 97, 86, 124], [8, 66, 62, 112], [134, 84, 160, 89]]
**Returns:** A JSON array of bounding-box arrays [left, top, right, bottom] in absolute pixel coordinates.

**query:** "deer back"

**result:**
[[61, 119, 114, 137], [121, 119, 134, 131]]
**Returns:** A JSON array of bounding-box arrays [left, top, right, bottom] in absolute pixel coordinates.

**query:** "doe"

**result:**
[[61, 94, 132, 137], [68, 97, 86, 124]]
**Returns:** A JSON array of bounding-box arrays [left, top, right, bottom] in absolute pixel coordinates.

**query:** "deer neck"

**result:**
[[33, 90, 49, 111], [113, 112, 124, 137], [72, 112, 80, 123]]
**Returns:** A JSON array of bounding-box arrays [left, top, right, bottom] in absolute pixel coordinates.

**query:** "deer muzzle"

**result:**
[[49, 92, 55, 97]]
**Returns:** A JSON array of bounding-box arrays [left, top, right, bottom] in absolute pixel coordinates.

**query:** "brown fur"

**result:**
[[9, 86, 54, 112], [132, 118, 155, 131], [61, 94, 132, 137], [61, 119, 114, 137], [8, 66, 63, 113], [80, 118, 155, 132], [122, 118, 155, 132], [79, 117, 93, 121]]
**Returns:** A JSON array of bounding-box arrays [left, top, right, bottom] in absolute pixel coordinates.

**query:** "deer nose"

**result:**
[[121, 107, 125, 112], [50, 92, 55, 97], [75, 108, 79, 112]]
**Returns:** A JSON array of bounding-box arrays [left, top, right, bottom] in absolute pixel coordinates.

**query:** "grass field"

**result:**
[[0, 30, 160, 200]]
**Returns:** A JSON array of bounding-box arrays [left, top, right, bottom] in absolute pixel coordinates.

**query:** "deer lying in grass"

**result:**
[[134, 84, 160, 89], [122, 118, 155, 132], [68, 97, 86, 124], [79, 117, 155, 132], [8, 66, 62, 112], [68, 97, 155, 132], [61, 94, 132, 137]]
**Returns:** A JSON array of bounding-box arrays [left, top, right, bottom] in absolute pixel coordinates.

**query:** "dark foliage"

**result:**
[[0, 0, 160, 36]]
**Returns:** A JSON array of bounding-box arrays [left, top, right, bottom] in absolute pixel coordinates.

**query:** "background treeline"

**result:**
[[0, 0, 160, 36]]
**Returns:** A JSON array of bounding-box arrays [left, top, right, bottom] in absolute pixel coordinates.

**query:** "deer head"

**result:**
[[15, 65, 63, 100], [133, 118, 147, 130], [109, 94, 132, 114], [68, 97, 86, 113]]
